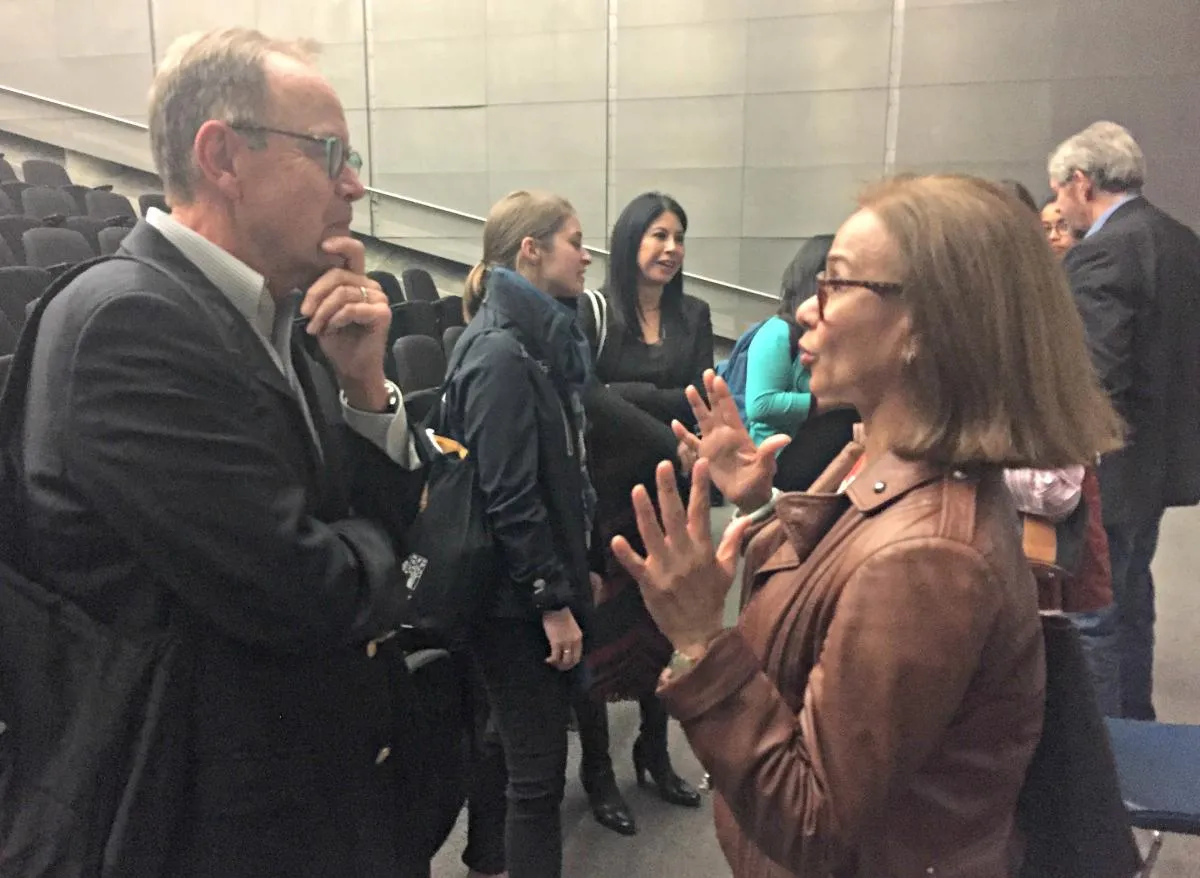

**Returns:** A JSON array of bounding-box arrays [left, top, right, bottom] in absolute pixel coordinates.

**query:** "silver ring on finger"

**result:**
[[359, 285, 369, 302]]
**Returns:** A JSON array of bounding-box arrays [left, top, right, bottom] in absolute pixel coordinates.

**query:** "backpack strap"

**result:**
[[0, 254, 195, 447], [583, 289, 607, 359]]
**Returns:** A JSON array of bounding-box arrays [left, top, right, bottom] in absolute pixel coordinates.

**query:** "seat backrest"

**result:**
[[0, 310, 17, 356], [0, 216, 41, 265], [21, 159, 72, 187], [367, 269, 405, 306], [60, 184, 93, 216], [21, 186, 78, 220], [0, 181, 31, 205], [390, 300, 439, 340], [0, 266, 52, 330], [442, 325, 465, 364], [433, 295, 466, 333], [21, 227, 93, 270], [64, 217, 109, 256], [0, 237, 15, 267], [0, 154, 16, 183], [392, 335, 447, 394], [0, 189, 15, 216], [137, 193, 169, 216], [401, 267, 440, 303], [97, 225, 131, 256], [85, 189, 136, 221]]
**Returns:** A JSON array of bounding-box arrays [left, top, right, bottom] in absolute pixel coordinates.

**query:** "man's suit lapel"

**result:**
[[117, 222, 327, 490]]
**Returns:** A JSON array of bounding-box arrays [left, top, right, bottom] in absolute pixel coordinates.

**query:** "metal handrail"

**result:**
[[0, 83, 775, 299]]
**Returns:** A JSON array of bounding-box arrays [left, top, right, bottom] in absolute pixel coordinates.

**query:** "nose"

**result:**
[[582, 248, 593, 266], [338, 165, 366, 202], [796, 293, 820, 326]]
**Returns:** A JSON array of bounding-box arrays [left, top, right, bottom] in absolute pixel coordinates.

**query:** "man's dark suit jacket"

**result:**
[[1064, 196, 1200, 527], [18, 222, 427, 876]]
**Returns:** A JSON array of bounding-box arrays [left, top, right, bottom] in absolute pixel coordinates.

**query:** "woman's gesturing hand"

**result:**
[[671, 370, 790, 513], [611, 460, 753, 657]]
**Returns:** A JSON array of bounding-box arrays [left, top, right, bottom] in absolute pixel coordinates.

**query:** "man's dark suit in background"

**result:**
[[1065, 195, 1200, 720]]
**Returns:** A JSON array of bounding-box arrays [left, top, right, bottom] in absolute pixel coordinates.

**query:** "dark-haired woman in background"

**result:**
[[745, 236, 859, 493], [572, 192, 710, 837], [580, 192, 714, 427]]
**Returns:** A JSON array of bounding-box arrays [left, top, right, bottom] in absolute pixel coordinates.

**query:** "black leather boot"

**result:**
[[574, 692, 637, 836], [632, 735, 701, 808], [581, 768, 637, 836], [632, 696, 701, 808]]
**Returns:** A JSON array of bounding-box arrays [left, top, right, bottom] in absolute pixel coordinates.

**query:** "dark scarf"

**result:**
[[484, 267, 597, 536]]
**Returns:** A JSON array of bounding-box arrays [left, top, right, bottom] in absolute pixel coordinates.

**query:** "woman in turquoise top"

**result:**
[[744, 235, 832, 446]]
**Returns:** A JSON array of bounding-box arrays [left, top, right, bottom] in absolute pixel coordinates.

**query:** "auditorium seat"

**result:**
[[21, 186, 79, 220], [21, 227, 92, 272], [21, 159, 72, 188], [0, 266, 51, 330], [86, 189, 137, 222]]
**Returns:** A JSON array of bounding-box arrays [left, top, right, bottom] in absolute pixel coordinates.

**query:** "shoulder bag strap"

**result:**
[[583, 289, 607, 359]]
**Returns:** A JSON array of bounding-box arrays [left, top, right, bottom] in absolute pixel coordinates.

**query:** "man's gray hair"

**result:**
[[148, 28, 317, 204], [1047, 121, 1146, 193]]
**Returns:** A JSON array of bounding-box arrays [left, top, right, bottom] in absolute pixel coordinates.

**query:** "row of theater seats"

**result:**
[[376, 267, 467, 423], [0, 153, 170, 274]]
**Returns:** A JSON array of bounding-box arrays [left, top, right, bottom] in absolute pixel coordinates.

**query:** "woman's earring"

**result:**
[[902, 345, 917, 365]]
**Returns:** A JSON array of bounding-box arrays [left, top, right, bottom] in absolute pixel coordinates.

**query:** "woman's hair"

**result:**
[[777, 234, 834, 349], [999, 179, 1039, 213], [463, 190, 576, 318], [603, 192, 688, 331], [859, 174, 1123, 468]]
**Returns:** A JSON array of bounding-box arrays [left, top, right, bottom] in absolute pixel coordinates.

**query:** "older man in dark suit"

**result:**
[[15, 28, 433, 876], [1050, 121, 1200, 721]]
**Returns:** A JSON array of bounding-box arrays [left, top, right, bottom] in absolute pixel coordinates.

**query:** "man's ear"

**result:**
[[1074, 169, 1096, 203], [193, 120, 244, 201]]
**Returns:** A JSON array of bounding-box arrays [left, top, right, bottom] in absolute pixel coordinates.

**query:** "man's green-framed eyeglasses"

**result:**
[[231, 124, 363, 179]]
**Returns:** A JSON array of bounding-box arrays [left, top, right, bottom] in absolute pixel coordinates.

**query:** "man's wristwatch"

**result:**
[[382, 381, 401, 414]]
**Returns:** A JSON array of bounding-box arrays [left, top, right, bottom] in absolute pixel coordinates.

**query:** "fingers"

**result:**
[[672, 419, 700, 450], [630, 483, 667, 559], [758, 434, 792, 458], [686, 459, 714, 539], [685, 383, 714, 434], [716, 513, 755, 580], [655, 460, 688, 543], [321, 235, 366, 275], [708, 373, 748, 430], [544, 635, 582, 670], [305, 281, 385, 335], [610, 535, 647, 582]]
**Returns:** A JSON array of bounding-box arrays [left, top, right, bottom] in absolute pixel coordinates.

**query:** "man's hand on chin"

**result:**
[[300, 236, 392, 410]]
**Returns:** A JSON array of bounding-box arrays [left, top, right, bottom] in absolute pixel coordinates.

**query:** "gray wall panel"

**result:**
[[614, 97, 745, 171], [486, 30, 607, 105], [743, 165, 879, 238], [371, 107, 488, 176], [616, 22, 748, 100], [372, 38, 487, 109], [901, 2, 1056, 85], [485, 0, 606, 36], [744, 90, 888, 169], [486, 102, 606, 172], [746, 12, 893, 94], [894, 82, 1054, 165]]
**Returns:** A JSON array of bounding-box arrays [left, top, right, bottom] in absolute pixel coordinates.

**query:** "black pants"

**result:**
[[574, 691, 670, 785], [468, 619, 572, 878]]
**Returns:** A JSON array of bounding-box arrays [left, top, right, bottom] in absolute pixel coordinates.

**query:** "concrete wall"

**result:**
[[1, 0, 1198, 296]]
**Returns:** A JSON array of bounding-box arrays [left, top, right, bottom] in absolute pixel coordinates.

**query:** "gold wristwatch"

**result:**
[[666, 649, 701, 678]]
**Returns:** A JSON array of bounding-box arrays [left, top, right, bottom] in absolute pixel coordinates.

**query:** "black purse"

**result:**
[[395, 394, 497, 651], [0, 258, 191, 877], [1016, 612, 1142, 878]]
